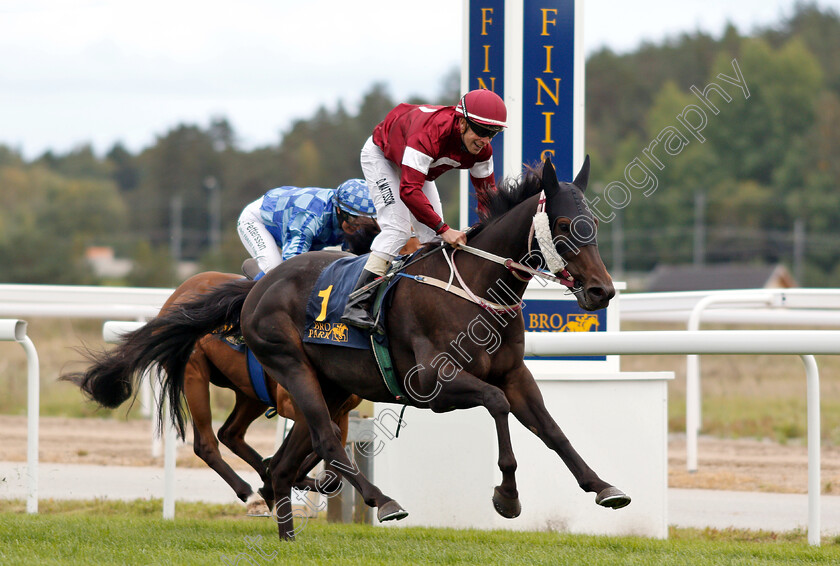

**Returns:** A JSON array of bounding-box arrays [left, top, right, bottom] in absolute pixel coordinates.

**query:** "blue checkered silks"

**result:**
[[259, 185, 358, 261], [335, 179, 376, 218]]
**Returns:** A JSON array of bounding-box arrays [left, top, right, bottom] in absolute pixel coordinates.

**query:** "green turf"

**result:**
[[1, 499, 838, 565]]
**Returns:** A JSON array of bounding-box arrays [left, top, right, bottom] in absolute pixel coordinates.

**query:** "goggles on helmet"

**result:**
[[466, 118, 501, 139], [459, 94, 504, 139]]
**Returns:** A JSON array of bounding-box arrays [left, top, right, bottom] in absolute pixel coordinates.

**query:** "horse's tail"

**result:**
[[61, 278, 256, 437]]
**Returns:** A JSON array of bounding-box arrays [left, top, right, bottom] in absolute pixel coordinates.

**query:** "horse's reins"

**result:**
[[392, 191, 579, 314]]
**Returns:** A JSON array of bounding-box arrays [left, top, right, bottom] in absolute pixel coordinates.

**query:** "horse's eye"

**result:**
[[557, 222, 571, 232]]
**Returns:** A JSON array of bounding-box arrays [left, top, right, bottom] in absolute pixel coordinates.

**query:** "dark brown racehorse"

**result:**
[[68, 156, 629, 540], [63, 216, 399, 514]]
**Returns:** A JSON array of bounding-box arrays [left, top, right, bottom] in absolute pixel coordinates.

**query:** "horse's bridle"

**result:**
[[395, 193, 580, 314]]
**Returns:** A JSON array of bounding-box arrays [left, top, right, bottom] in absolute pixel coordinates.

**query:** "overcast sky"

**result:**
[[2, 0, 839, 160]]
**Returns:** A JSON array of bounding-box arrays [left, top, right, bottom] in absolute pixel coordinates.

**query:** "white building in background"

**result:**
[[85, 246, 198, 281]]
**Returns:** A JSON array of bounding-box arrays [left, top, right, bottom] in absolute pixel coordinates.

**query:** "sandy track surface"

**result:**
[[0, 414, 278, 471], [3, 415, 840, 495]]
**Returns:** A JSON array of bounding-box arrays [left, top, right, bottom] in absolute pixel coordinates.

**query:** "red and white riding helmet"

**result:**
[[454, 89, 507, 131]]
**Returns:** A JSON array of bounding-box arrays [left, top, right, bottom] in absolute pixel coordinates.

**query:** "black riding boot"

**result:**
[[341, 269, 379, 331], [241, 258, 264, 280]]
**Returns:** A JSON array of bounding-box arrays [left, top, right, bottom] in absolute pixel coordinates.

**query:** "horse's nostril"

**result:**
[[588, 287, 605, 300], [587, 286, 614, 306]]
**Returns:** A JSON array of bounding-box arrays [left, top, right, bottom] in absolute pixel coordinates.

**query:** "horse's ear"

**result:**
[[573, 154, 591, 193], [541, 155, 560, 196]]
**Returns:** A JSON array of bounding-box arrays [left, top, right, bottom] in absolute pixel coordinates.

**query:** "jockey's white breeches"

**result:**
[[237, 198, 282, 273], [361, 136, 443, 261]]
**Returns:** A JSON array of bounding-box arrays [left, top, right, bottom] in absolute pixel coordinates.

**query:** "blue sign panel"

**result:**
[[467, 0, 505, 227], [523, 299, 606, 361], [522, 0, 575, 182]]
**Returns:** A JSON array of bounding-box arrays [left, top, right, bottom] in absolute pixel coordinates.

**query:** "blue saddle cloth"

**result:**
[[302, 255, 372, 350]]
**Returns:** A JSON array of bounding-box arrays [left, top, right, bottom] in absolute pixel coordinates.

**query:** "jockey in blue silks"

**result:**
[[237, 179, 378, 280]]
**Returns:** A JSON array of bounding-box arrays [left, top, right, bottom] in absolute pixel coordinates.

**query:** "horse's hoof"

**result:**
[[492, 486, 521, 518], [258, 486, 274, 509], [245, 493, 271, 517], [377, 500, 409, 522], [595, 487, 631, 509]]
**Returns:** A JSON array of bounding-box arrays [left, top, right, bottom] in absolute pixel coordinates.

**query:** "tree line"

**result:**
[[1, 3, 838, 287], [586, 3, 840, 285]]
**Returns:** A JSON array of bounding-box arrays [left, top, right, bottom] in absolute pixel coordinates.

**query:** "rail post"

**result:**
[[103, 320, 176, 519], [685, 293, 777, 471], [0, 319, 40, 514]]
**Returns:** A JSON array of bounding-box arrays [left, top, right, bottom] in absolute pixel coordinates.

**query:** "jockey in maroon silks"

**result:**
[[342, 88, 508, 330]]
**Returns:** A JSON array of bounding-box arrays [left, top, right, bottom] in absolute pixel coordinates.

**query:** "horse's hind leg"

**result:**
[[292, 397, 358, 495], [256, 350, 407, 529], [265, 417, 345, 539], [183, 350, 255, 504], [267, 422, 316, 540], [217, 391, 273, 515], [218, 391, 270, 481], [503, 367, 630, 509]]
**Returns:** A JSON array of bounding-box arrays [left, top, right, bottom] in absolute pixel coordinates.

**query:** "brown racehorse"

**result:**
[[74, 156, 630, 540], [65, 225, 418, 515], [65, 269, 360, 514]]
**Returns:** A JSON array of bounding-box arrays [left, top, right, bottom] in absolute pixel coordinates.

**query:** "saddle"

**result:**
[[302, 253, 413, 402]]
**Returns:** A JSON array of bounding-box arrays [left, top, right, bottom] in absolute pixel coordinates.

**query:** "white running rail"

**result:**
[[622, 288, 840, 477], [524, 329, 840, 546], [1, 319, 40, 514]]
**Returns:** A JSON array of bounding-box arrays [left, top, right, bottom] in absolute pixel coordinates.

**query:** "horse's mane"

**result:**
[[469, 163, 543, 239]]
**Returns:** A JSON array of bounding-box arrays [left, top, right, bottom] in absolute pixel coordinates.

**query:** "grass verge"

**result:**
[[1, 499, 838, 565]]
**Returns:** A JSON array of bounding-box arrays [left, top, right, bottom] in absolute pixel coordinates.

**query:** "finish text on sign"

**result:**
[[523, 0, 574, 180]]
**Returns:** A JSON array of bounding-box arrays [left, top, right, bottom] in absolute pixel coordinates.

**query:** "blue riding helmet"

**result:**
[[335, 179, 376, 218]]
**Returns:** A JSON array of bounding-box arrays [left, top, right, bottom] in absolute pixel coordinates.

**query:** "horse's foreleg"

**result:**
[[425, 369, 521, 519], [503, 368, 630, 509]]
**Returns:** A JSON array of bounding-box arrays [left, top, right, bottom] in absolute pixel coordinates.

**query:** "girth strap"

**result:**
[[246, 349, 277, 418], [369, 275, 408, 402]]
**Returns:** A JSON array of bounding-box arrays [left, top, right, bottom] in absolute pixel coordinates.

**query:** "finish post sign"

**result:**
[[461, 0, 583, 229], [521, 281, 622, 371], [463, 2, 609, 367], [521, 0, 575, 180]]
